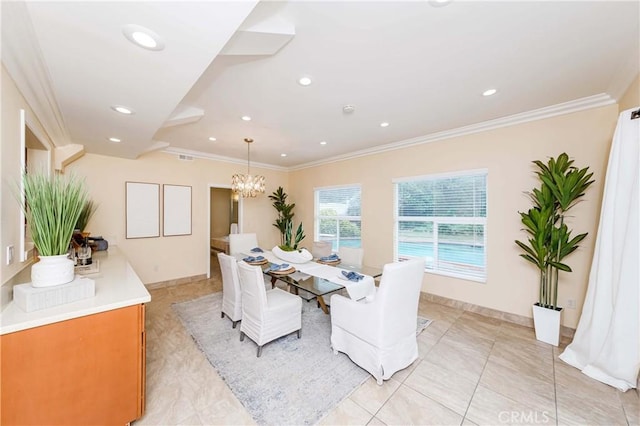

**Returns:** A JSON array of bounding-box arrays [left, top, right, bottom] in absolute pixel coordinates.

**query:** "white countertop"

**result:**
[[0, 247, 151, 335]]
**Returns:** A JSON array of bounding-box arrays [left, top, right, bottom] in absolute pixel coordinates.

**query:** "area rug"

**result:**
[[173, 292, 431, 425]]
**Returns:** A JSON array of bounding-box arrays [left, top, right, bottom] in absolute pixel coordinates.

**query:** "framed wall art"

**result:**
[[125, 182, 160, 239], [163, 184, 192, 236]]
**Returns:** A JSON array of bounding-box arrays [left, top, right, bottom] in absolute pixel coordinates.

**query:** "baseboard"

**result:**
[[145, 274, 208, 290], [420, 292, 576, 339]]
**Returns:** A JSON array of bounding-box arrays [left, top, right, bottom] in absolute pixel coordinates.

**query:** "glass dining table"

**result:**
[[260, 262, 382, 314]]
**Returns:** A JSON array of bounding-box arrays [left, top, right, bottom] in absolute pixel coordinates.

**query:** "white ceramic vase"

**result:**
[[272, 246, 313, 264], [31, 254, 75, 287], [532, 303, 563, 346]]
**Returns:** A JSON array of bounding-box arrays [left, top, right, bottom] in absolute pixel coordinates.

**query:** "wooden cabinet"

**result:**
[[0, 304, 146, 425]]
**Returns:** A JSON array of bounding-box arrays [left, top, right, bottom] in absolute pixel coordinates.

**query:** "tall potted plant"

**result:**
[[268, 186, 295, 246], [515, 153, 594, 345], [20, 172, 89, 287]]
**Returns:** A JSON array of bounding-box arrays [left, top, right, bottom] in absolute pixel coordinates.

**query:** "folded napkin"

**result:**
[[266, 263, 291, 272], [250, 247, 264, 253], [243, 255, 265, 263], [342, 270, 364, 281], [320, 254, 340, 262]]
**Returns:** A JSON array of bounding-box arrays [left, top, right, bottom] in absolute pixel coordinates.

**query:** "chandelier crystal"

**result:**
[[232, 138, 266, 198]]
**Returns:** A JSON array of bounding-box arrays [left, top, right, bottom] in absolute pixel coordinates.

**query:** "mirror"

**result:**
[[19, 109, 52, 261]]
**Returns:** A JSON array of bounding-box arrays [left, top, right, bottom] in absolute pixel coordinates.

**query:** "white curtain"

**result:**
[[559, 107, 640, 391]]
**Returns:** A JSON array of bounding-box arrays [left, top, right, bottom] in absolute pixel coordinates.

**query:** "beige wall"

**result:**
[[619, 73, 640, 112], [210, 187, 233, 238], [65, 152, 288, 284], [289, 106, 618, 328], [0, 59, 625, 326]]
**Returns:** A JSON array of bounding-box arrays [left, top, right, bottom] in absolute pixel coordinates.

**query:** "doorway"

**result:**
[[208, 185, 240, 278]]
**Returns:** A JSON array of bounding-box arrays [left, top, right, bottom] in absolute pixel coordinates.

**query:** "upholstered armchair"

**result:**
[[312, 241, 333, 258], [338, 247, 364, 266], [330, 258, 425, 384], [237, 261, 302, 357], [217, 252, 243, 328], [229, 233, 259, 256]]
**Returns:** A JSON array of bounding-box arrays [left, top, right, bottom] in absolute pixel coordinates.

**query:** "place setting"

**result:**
[[265, 262, 296, 275], [241, 247, 269, 265], [337, 270, 364, 282], [316, 253, 341, 266]]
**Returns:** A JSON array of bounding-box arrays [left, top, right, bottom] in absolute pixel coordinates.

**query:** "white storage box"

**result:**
[[13, 276, 96, 313]]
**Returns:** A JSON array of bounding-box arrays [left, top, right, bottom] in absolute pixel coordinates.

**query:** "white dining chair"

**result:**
[[339, 246, 364, 266], [312, 241, 333, 258], [237, 261, 302, 357], [330, 258, 425, 384], [229, 233, 259, 256], [217, 252, 242, 328]]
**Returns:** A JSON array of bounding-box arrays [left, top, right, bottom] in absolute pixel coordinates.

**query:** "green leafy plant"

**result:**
[[20, 172, 89, 256], [515, 153, 594, 310], [269, 186, 295, 245], [279, 220, 306, 251], [75, 199, 98, 232]]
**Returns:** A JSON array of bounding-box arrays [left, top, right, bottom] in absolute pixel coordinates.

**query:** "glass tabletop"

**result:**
[[262, 268, 344, 300]]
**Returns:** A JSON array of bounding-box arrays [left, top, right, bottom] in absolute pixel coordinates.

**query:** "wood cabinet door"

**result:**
[[1, 304, 145, 425]]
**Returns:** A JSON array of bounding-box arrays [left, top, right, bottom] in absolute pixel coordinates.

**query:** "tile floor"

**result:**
[[134, 256, 638, 425]]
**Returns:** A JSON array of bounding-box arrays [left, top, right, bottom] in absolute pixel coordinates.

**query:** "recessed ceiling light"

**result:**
[[343, 105, 355, 114], [320, 141, 327, 145], [483, 88, 498, 96], [380, 122, 390, 128], [429, 0, 452, 7], [298, 76, 312, 86], [281, 153, 287, 157], [208, 137, 217, 141], [122, 24, 165, 51], [108, 137, 121, 143], [111, 105, 134, 115], [241, 116, 252, 121]]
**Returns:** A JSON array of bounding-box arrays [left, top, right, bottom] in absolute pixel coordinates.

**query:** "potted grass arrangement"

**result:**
[[515, 153, 594, 345], [75, 199, 98, 235], [20, 172, 89, 287]]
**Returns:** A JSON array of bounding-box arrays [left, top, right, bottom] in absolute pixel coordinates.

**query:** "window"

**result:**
[[315, 185, 361, 252], [394, 170, 487, 282]]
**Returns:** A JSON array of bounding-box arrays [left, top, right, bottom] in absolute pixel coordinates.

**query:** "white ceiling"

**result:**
[[3, 1, 639, 169]]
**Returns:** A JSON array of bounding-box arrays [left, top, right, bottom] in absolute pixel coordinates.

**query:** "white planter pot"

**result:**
[[31, 254, 75, 287], [532, 303, 563, 346], [272, 246, 313, 264]]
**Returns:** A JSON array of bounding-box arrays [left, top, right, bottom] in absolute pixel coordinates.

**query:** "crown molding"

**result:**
[[162, 147, 288, 172], [289, 93, 616, 171], [165, 93, 615, 173]]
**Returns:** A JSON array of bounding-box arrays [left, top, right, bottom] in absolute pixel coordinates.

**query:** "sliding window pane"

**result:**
[[436, 224, 485, 279], [398, 221, 434, 268]]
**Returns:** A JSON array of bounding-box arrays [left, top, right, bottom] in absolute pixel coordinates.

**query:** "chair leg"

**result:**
[[257, 345, 263, 357], [297, 329, 301, 339], [221, 312, 225, 319], [240, 331, 245, 342], [232, 320, 239, 329]]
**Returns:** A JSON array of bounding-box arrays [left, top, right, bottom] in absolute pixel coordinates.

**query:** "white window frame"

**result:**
[[393, 169, 488, 282], [314, 184, 362, 251]]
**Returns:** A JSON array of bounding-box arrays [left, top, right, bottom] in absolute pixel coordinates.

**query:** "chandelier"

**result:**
[[232, 138, 266, 198]]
